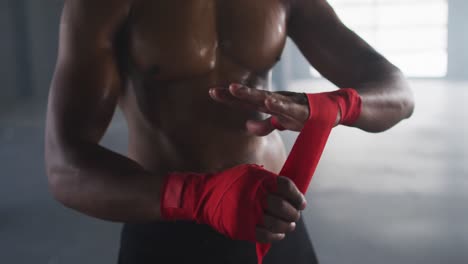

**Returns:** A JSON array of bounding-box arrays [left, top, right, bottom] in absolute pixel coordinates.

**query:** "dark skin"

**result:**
[[46, 0, 414, 244]]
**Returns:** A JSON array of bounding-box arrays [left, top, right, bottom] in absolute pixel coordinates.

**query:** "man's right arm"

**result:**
[[46, 1, 305, 244], [45, 0, 164, 222]]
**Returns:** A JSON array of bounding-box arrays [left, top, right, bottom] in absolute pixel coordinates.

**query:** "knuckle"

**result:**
[[278, 199, 289, 212], [280, 222, 293, 233], [266, 233, 277, 242], [292, 211, 301, 222], [259, 232, 277, 243], [264, 234, 275, 243], [285, 179, 295, 192], [268, 220, 283, 233], [280, 177, 295, 192], [301, 108, 309, 121], [270, 225, 281, 233], [276, 176, 286, 185], [265, 215, 291, 234], [277, 177, 290, 190]]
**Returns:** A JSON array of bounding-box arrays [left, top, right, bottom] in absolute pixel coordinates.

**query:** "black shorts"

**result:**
[[118, 218, 319, 264]]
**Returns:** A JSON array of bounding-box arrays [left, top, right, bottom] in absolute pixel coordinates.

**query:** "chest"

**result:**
[[128, 0, 289, 79]]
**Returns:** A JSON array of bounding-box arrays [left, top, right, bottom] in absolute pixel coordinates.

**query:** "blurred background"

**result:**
[[0, 0, 467, 263]]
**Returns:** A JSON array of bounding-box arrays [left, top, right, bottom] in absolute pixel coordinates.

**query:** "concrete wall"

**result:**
[[25, 0, 62, 99], [281, 0, 468, 81], [0, 1, 20, 106], [0, 0, 62, 107], [447, 0, 468, 80]]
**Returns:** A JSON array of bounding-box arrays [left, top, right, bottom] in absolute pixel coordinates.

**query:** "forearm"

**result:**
[[46, 141, 163, 223], [350, 70, 414, 132]]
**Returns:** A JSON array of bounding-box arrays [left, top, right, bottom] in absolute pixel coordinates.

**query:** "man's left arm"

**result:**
[[210, 0, 414, 134], [287, 0, 414, 132]]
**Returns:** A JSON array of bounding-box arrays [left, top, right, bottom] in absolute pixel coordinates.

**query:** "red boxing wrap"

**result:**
[[257, 88, 362, 263], [161, 88, 361, 264], [161, 164, 278, 242], [270, 115, 286, 131]]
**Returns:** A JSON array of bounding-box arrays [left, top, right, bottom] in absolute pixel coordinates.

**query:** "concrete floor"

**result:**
[[0, 80, 467, 264]]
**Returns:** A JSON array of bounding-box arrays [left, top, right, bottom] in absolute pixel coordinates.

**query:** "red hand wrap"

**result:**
[[161, 164, 278, 242], [161, 89, 361, 263], [257, 88, 362, 263], [270, 116, 286, 131], [331, 88, 363, 126]]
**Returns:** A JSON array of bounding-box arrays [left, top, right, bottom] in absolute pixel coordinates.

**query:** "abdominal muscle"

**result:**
[[119, 78, 288, 177]]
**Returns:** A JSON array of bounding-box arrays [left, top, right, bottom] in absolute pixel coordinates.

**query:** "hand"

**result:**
[[256, 176, 307, 243], [162, 164, 307, 243], [209, 84, 310, 136]]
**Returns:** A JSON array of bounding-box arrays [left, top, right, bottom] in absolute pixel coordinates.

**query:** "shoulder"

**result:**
[[61, 0, 133, 38], [62, 0, 132, 27], [286, 0, 340, 31], [286, 0, 335, 19]]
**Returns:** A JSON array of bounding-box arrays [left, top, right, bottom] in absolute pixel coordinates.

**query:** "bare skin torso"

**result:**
[[46, 0, 413, 228], [119, 0, 289, 174]]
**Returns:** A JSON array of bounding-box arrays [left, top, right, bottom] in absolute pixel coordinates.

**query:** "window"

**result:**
[[311, 0, 448, 77]]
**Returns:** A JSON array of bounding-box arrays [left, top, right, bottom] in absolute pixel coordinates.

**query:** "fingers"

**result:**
[[276, 176, 307, 210], [256, 226, 286, 243], [209, 84, 309, 132], [263, 214, 296, 234], [263, 177, 306, 233], [265, 194, 301, 223], [255, 171, 307, 244], [210, 84, 290, 116], [246, 118, 275, 136], [209, 87, 270, 113], [229, 84, 273, 106], [265, 97, 309, 123], [230, 84, 308, 122], [256, 199, 300, 243]]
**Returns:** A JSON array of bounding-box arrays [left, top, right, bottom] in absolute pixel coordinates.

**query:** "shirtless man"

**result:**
[[45, 0, 414, 263]]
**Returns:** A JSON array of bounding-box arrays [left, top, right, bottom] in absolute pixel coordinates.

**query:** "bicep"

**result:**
[[288, 0, 396, 87], [47, 0, 130, 146]]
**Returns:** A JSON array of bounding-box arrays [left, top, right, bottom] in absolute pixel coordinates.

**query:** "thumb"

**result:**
[[246, 118, 275, 136]]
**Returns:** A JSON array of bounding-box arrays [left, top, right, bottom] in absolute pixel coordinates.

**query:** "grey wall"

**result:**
[[0, 0, 62, 107], [279, 0, 468, 83], [448, 0, 468, 80], [0, 1, 20, 107], [24, 0, 63, 99], [272, 39, 318, 91]]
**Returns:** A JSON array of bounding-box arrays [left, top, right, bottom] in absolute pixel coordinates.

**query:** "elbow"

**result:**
[[355, 67, 415, 133], [48, 176, 69, 206], [403, 91, 415, 120], [46, 162, 78, 209], [385, 69, 415, 121], [45, 122, 93, 211], [396, 70, 415, 120], [45, 141, 83, 209], [398, 77, 415, 120], [362, 84, 415, 133], [45, 141, 69, 207]]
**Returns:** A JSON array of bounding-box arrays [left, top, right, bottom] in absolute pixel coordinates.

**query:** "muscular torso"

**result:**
[[117, 0, 290, 175]]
